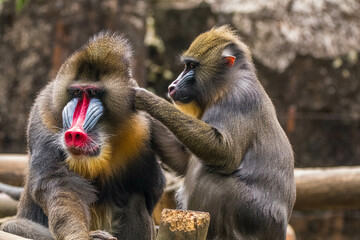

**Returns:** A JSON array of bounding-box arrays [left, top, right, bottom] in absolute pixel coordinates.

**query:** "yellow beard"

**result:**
[[65, 143, 112, 180], [174, 101, 203, 119]]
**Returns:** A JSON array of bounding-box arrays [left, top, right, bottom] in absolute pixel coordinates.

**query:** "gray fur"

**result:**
[[135, 26, 296, 240]]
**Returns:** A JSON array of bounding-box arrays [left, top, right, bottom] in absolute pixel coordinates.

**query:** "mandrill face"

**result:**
[[47, 33, 141, 180], [62, 85, 105, 157], [51, 33, 137, 161]]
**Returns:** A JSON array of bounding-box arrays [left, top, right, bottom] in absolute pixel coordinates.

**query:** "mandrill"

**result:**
[[1, 32, 164, 240], [134, 26, 296, 240]]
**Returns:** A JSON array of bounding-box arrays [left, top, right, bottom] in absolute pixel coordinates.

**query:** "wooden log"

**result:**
[[294, 167, 360, 210], [0, 230, 31, 240], [0, 154, 27, 186], [0, 193, 18, 218], [0, 183, 23, 200], [156, 209, 210, 240], [1, 154, 360, 210]]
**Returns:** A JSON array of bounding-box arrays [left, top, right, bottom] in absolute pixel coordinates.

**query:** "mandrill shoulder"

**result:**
[[28, 82, 62, 135]]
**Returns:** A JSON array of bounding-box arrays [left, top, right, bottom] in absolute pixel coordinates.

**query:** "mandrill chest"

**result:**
[[58, 86, 150, 180], [174, 101, 203, 119]]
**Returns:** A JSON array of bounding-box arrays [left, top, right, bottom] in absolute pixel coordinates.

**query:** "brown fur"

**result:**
[[1, 32, 164, 240], [135, 26, 295, 239]]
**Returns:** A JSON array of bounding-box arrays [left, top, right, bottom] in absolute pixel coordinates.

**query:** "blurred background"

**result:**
[[0, 0, 360, 239]]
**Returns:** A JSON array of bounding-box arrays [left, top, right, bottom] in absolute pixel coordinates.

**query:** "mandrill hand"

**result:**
[[133, 87, 173, 114], [133, 87, 150, 111], [89, 230, 117, 240]]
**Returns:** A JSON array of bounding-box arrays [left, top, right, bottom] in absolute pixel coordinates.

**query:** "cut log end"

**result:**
[[161, 209, 210, 232], [156, 209, 210, 240]]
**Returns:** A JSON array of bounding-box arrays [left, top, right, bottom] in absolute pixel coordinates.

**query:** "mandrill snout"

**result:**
[[65, 126, 88, 148], [168, 85, 176, 97], [168, 79, 179, 97]]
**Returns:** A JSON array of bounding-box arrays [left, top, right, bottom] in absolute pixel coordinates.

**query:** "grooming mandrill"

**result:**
[[134, 26, 296, 239], [1, 32, 164, 240]]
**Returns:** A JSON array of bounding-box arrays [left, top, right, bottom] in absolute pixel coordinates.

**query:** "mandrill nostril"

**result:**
[[65, 132, 72, 142]]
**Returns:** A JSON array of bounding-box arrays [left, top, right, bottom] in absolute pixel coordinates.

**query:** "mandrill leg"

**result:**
[[2, 220, 119, 240]]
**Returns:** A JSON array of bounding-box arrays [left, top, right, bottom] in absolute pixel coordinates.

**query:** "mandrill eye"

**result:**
[[74, 89, 81, 97], [186, 61, 198, 70]]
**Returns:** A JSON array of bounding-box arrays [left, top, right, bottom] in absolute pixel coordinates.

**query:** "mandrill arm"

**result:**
[[24, 103, 97, 240], [135, 88, 248, 174]]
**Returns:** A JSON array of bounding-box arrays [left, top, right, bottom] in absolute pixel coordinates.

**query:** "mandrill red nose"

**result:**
[[65, 127, 88, 147]]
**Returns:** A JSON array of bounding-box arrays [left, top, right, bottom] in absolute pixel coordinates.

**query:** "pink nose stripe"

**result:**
[[64, 92, 90, 147], [72, 92, 91, 128]]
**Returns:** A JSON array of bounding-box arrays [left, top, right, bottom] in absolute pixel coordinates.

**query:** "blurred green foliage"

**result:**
[[0, 0, 28, 13]]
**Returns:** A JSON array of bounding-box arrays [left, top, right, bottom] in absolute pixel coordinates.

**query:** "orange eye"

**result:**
[[189, 64, 194, 69]]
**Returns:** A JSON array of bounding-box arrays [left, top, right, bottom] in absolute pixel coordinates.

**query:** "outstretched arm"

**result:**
[[135, 88, 238, 173]]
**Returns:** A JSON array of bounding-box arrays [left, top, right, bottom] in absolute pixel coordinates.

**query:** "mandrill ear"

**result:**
[[223, 55, 236, 68]]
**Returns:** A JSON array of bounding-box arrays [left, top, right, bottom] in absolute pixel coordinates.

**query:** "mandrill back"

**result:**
[[1, 32, 164, 240]]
